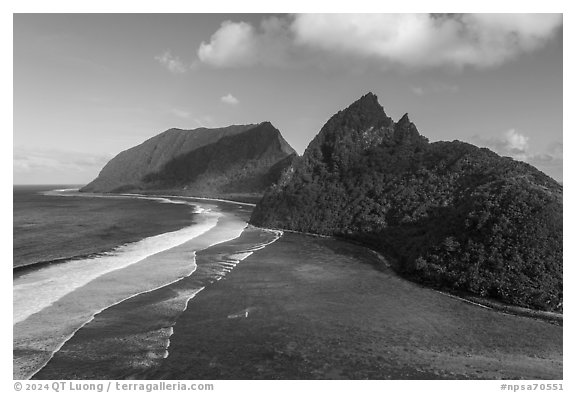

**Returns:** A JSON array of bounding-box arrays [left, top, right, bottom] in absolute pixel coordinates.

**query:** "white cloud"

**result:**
[[502, 128, 530, 160], [198, 17, 293, 68], [155, 51, 187, 73], [471, 132, 562, 181], [198, 21, 258, 67], [220, 93, 239, 105], [196, 14, 562, 70], [473, 129, 530, 160]]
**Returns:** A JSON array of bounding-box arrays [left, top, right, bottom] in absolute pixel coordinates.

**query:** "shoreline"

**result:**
[[75, 187, 563, 323], [79, 187, 263, 205], [146, 232, 562, 379], [251, 225, 562, 324], [32, 225, 283, 379], [16, 187, 562, 379], [15, 188, 200, 273], [20, 206, 562, 380], [27, 254, 202, 380], [14, 187, 255, 274], [14, 205, 219, 324], [153, 194, 256, 207], [14, 192, 257, 379], [24, 186, 563, 323]]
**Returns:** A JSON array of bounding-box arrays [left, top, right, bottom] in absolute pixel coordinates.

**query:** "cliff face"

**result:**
[[251, 93, 563, 311], [81, 122, 296, 196]]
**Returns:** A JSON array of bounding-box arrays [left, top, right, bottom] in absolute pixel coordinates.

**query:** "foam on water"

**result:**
[[161, 227, 283, 360], [157, 194, 257, 207], [14, 193, 257, 379], [22, 227, 284, 379], [42, 189, 208, 210], [12, 188, 220, 325], [14, 190, 283, 379], [13, 194, 215, 325]]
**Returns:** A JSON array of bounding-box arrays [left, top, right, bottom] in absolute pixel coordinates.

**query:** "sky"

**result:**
[[13, 13, 563, 184]]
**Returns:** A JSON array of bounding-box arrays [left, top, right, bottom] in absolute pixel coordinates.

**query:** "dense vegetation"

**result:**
[[251, 93, 563, 312], [82, 122, 296, 198], [142, 122, 296, 195]]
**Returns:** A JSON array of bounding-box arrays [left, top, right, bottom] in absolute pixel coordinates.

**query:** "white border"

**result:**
[[4, 3, 571, 391]]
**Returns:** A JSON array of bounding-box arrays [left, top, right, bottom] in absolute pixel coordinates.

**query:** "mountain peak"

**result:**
[[252, 95, 562, 313], [392, 112, 428, 145], [397, 113, 411, 127], [329, 92, 392, 131], [358, 91, 379, 103], [347, 92, 384, 114]]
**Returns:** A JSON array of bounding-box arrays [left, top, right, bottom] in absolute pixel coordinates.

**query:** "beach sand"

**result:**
[[14, 201, 252, 380], [35, 231, 562, 380]]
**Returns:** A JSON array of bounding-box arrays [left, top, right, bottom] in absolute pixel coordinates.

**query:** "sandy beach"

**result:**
[[34, 230, 562, 379], [14, 197, 262, 379]]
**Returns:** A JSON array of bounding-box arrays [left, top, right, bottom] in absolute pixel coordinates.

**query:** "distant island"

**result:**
[[81, 122, 296, 202], [250, 93, 562, 312]]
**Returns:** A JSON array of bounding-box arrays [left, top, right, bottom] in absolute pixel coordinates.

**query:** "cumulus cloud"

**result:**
[[473, 129, 530, 160], [198, 21, 258, 67], [502, 129, 530, 160], [471, 132, 563, 181], [196, 14, 562, 70], [220, 93, 239, 105], [155, 51, 187, 73], [198, 17, 294, 68]]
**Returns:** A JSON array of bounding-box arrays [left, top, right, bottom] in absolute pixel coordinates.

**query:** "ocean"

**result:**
[[12, 186, 564, 380], [13, 185, 195, 269], [13, 186, 281, 379]]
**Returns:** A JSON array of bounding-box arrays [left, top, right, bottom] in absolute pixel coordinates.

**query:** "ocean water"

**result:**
[[13, 185, 281, 379], [13, 185, 195, 269]]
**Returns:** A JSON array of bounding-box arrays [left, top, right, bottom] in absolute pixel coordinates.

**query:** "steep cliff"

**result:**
[[82, 122, 296, 197]]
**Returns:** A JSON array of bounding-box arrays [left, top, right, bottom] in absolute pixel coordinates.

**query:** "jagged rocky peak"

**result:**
[[304, 93, 394, 161], [336, 92, 393, 129], [393, 112, 428, 144], [317, 93, 392, 137], [305, 93, 433, 163], [349, 91, 384, 112], [396, 113, 412, 127], [251, 93, 562, 312]]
